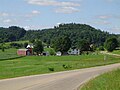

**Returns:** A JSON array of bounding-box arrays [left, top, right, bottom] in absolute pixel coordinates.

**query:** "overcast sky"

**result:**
[[0, 0, 120, 34]]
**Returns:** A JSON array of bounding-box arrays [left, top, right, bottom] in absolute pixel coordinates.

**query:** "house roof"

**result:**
[[26, 44, 33, 48]]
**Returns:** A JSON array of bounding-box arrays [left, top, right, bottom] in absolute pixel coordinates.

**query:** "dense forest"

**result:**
[[0, 26, 26, 42], [0, 23, 117, 48]]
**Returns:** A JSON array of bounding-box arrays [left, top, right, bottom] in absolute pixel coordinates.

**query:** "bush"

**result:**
[[104, 37, 118, 52], [98, 46, 105, 51], [49, 49, 56, 55], [10, 43, 23, 48], [62, 64, 72, 69], [48, 67, 54, 71]]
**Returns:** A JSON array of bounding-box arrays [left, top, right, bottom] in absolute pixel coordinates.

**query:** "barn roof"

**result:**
[[26, 44, 33, 48], [18, 49, 28, 51]]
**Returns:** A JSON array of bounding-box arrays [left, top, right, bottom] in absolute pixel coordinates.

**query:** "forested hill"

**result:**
[[23, 23, 115, 47], [0, 26, 26, 42], [0, 23, 116, 47]]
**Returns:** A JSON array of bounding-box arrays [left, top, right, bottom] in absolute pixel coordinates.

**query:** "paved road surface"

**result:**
[[0, 63, 120, 90]]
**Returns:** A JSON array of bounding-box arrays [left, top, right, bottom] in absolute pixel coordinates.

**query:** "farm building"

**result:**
[[17, 49, 32, 56], [17, 44, 34, 56]]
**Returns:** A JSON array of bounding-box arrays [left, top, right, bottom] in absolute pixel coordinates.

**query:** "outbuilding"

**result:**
[[56, 51, 62, 56], [17, 49, 32, 56]]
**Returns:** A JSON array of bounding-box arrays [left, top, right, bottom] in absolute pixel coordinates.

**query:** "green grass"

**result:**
[[112, 50, 120, 54], [81, 69, 120, 90], [5, 40, 29, 45], [2, 40, 29, 48], [0, 48, 21, 60], [0, 54, 120, 79]]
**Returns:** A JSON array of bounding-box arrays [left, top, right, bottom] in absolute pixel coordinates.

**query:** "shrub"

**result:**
[[63, 64, 72, 69], [48, 67, 54, 71]]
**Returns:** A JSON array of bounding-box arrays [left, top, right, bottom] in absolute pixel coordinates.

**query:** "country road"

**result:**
[[0, 63, 120, 90]]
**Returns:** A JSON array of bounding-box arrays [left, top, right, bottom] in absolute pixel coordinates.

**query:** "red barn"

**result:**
[[17, 49, 31, 56]]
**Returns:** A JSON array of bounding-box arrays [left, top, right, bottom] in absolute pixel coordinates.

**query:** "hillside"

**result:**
[[23, 23, 115, 47], [0, 23, 116, 47], [0, 26, 26, 42]]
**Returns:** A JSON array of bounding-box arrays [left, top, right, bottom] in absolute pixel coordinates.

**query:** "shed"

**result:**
[[17, 49, 31, 56]]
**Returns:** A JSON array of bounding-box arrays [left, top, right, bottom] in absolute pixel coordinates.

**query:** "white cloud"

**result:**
[[92, 20, 111, 25], [25, 10, 40, 17], [26, 0, 80, 7], [26, 0, 80, 14], [96, 15, 120, 20], [32, 10, 40, 14], [0, 12, 9, 17], [23, 25, 53, 30], [98, 15, 111, 19], [55, 7, 79, 14], [3, 19, 12, 23]]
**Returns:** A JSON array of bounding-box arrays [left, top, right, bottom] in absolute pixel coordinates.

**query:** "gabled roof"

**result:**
[[26, 44, 33, 48]]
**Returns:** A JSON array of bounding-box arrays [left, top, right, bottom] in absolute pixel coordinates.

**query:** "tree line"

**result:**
[[0, 23, 120, 53]]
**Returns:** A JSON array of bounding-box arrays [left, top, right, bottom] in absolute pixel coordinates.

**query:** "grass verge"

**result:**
[[81, 69, 120, 90]]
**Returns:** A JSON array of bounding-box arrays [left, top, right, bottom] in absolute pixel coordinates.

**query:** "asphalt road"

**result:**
[[0, 63, 120, 90]]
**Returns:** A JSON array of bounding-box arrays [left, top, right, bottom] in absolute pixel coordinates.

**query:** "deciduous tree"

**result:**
[[104, 37, 118, 52], [33, 40, 43, 55]]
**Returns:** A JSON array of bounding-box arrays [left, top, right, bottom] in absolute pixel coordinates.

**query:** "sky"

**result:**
[[0, 0, 120, 34]]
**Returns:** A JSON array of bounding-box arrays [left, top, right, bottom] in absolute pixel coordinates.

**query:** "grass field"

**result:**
[[112, 50, 120, 54], [0, 48, 21, 60], [5, 40, 29, 45], [0, 54, 120, 79], [81, 69, 120, 90]]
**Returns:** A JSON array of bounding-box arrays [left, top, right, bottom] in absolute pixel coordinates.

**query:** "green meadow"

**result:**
[[81, 69, 120, 90], [0, 53, 120, 79], [0, 48, 21, 60], [112, 50, 120, 54]]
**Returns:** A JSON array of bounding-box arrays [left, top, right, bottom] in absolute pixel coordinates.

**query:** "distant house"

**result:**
[[17, 49, 32, 56], [68, 49, 80, 55], [56, 51, 62, 56]]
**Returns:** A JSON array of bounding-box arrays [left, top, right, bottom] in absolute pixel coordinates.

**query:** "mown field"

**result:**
[[0, 48, 21, 60], [81, 69, 120, 90], [0, 53, 120, 79], [113, 50, 120, 54]]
